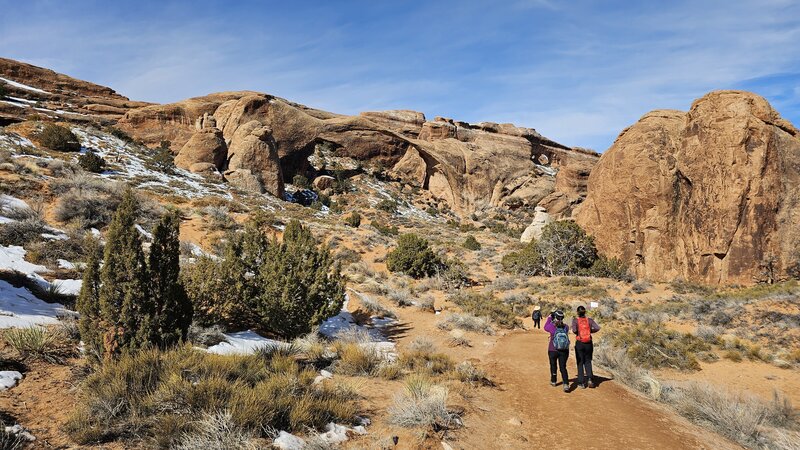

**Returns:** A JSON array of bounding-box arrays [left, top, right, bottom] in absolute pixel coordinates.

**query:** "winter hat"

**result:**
[[554, 310, 565, 321]]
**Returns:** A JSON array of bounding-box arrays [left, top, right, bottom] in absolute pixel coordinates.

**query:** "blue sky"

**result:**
[[1, 0, 799, 151]]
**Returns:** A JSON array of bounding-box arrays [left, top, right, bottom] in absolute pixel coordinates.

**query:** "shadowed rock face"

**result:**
[[575, 91, 800, 284]]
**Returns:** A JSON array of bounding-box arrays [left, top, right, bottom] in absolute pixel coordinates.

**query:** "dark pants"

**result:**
[[533, 318, 541, 328], [548, 350, 569, 385], [575, 340, 594, 384]]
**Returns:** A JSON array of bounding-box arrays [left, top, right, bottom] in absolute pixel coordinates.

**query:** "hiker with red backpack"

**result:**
[[544, 310, 571, 392], [572, 305, 601, 389]]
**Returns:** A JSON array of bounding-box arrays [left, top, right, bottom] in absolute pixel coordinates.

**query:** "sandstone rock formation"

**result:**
[[0, 58, 152, 125], [575, 91, 800, 284], [118, 91, 598, 217], [520, 206, 552, 243], [225, 121, 284, 198], [174, 127, 227, 172]]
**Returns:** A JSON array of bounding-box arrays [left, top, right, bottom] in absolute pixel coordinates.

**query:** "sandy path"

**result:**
[[458, 329, 741, 450]]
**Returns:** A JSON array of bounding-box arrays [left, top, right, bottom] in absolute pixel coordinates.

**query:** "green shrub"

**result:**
[[36, 123, 81, 152], [79, 191, 191, 359], [184, 218, 345, 339], [78, 151, 106, 173], [345, 211, 361, 228], [588, 255, 632, 281], [608, 322, 710, 370], [371, 220, 398, 236], [377, 198, 398, 213], [386, 234, 445, 279], [149, 142, 175, 174], [501, 241, 542, 276], [462, 235, 481, 251], [449, 291, 521, 329], [537, 221, 597, 276]]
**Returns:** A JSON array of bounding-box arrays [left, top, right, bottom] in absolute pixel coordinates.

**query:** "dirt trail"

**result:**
[[459, 329, 741, 450]]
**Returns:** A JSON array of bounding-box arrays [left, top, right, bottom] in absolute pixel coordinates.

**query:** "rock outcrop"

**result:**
[[0, 58, 152, 125], [118, 92, 598, 217], [575, 91, 800, 284], [225, 121, 284, 198], [520, 206, 552, 243], [174, 127, 227, 172]]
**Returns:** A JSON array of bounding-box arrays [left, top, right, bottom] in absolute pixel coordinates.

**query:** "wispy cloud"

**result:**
[[1, 0, 798, 151]]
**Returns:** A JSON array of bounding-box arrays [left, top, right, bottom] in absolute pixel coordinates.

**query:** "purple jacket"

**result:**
[[544, 316, 569, 352]]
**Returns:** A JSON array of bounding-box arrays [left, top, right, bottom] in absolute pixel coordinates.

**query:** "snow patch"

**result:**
[[0, 371, 22, 390], [0, 281, 70, 328], [0, 76, 51, 94], [205, 330, 282, 355], [0, 246, 48, 278], [51, 279, 82, 296]]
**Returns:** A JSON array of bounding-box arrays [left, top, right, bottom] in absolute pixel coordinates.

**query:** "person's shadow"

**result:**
[[566, 375, 612, 391]]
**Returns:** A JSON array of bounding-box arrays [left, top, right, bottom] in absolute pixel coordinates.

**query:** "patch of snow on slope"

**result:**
[[0, 76, 51, 94], [0, 371, 23, 390], [205, 330, 281, 355], [51, 279, 82, 296], [0, 246, 48, 279], [0, 280, 70, 328]]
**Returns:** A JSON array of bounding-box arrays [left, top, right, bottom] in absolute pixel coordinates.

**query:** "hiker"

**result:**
[[544, 310, 570, 392], [532, 305, 542, 329], [572, 305, 601, 389]]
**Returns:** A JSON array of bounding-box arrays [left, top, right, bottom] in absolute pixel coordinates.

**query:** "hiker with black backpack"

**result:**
[[544, 310, 571, 392], [532, 305, 542, 329], [572, 305, 601, 389]]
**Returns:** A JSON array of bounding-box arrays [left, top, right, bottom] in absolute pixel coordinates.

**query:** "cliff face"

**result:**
[[575, 91, 800, 284]]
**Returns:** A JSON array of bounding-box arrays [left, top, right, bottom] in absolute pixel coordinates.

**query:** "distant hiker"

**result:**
[[532, 305, 542, 329], [572, 305, 601, 389], [545, 310, 570, 392]]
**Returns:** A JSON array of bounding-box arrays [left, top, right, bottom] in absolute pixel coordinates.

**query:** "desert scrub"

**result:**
[[665, 382, 798, 449], [593, 342, 663, 400], [462, 235, 481, 251], [398, 339, 455, 378], [36, 123, 81, 152], [388, 376, 461, 430], [588, 255, 632, 281], [344, 211, 361, 228], [370, 220, 398, 236], [608, 322, 711, 370], [437, 313, 494, 335], [65, 346, 358, 446], [77, 151, 106, 173], [449, 291, 521, 329], [356, 294, 396, 318], [171, 410, 257, 450], [386, 233, 446, 278]]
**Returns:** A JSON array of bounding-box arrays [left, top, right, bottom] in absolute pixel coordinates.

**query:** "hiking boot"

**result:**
[[581, 383, 588, 389], [563, 384, 569, 393], [550, 381, 557, 387], [588, 380, 596, 389]]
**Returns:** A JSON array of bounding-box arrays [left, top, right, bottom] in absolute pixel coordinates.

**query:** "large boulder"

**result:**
[[575, 91, 800, 284], [520, 206, 552, 243], [174, 127, 227, 171], [225, 121, 285, 198]]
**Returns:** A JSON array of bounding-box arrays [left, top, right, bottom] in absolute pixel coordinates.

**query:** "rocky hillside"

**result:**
[[575, 91, 800, 284], [0, 58, 152, 125]]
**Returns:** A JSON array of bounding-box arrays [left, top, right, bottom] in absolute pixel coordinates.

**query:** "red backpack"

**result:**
[[576, 317, 592, 343]]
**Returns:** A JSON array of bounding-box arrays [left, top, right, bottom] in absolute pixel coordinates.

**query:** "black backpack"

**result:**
[[532, 310, 541, 320]]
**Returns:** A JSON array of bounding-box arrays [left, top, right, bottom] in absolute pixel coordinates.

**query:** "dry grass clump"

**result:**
[[398, 340, 454, 377], [64, 346, 359, 446], [3, 326, 75, 363], [451, 361, 488, 386], [594, 343, 663, 400], [448, 291, 521, 329], [608, 322, 711, 370], [437, 313, 495, 335], [416, 295, 435, 312], [387, 376, 462, 430], [447, 330, 472, 348], [171, 410, 257, 450], [187, 322, 227, 347], [665, 382, 798, 449], [355, 294, 396, 319], [331, 342, 384, 376], [388, 290, 414, 307]]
